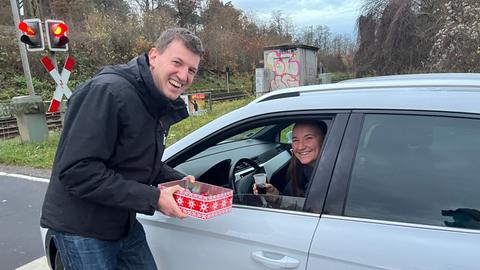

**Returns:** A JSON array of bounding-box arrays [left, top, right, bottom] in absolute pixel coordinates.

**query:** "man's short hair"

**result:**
[[154, 28, 204, 56]]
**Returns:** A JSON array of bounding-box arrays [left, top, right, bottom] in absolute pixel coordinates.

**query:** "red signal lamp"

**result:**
[[18, 21, 36, 35], [45, 19, 69, 52], [51, 23, 68, 37], [17, 19, 44, 52]]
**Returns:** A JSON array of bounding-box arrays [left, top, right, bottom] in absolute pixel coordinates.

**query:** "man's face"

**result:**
[[148, 39, 200, 100]]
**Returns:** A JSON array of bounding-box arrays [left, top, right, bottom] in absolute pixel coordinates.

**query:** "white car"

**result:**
[[43, 73, 480, 269]]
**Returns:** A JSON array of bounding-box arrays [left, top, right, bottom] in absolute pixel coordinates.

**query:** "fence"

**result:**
[[0, 90, 248, 140]]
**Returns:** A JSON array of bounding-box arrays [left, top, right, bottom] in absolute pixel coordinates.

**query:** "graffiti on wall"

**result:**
[[265, 49, 300, 90]]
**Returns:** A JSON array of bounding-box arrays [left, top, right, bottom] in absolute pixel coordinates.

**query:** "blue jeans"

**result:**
[[52, 220, 157, 270]]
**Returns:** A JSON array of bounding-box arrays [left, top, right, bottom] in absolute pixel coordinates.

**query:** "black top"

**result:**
[[282, 165, 313, 196], [41, 54, 188, 240]]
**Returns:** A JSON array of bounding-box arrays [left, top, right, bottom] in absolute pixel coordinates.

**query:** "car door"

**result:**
[[139, 112, 349, 270], [308, 112, 480, 269]]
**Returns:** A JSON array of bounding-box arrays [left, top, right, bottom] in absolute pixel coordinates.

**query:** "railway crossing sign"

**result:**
[[40, 55, 74, 112]]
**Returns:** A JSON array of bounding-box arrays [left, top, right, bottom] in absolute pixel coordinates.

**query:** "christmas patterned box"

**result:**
[[159, 180, 233, 220]]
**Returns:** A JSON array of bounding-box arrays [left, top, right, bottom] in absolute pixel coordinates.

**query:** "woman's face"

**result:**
[[291, 124, 324, 166]]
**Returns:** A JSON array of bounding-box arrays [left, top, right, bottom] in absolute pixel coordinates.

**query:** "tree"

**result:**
[[0, 0, 13, 25], [174, 0, 200, 30], [200, 0, 244, 71], [429, 0, 480, 72], [93, 0, 131, 16], [354, 0, 439, 75]]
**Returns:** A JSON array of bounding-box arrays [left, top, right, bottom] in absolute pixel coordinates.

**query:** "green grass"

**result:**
[[0, 133, 60, 168], [0, 97, 254, 169], [166, 98, 253, 146], [189, 72, 254, 92], [331, 72, 355, 83]]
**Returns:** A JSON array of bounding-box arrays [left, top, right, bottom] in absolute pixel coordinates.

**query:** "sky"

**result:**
[[228, 0, 362, 37]]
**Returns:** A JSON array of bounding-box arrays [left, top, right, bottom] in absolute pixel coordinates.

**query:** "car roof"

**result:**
[[165, 73, 480, 160], [339, 73, 480, 83], [251, 73, 480, 115]]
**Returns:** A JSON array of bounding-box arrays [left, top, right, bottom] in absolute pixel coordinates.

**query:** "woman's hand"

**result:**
[[182, 175, 196, 184], [253, 183, 279, 196]]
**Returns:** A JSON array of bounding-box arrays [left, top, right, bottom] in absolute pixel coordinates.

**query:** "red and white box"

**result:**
[[159, 180, 233, 220]]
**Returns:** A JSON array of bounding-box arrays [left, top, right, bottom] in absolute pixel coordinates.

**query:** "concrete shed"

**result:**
[[263, 44, 319, 91]]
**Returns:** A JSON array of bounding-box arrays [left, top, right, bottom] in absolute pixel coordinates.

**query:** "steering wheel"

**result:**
[[228, 158, 261, 195]]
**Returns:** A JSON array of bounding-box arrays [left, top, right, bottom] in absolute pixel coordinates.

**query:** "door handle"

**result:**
[[251, 250, 300, 269]]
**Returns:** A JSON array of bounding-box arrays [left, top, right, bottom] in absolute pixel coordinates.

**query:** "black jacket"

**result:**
[[41, 54, 188, 240], [282, 165, 313, 196]]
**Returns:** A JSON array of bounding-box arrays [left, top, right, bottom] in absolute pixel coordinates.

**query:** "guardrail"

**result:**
[[0, 91, 249, 140], [210, 91, 247, 102], [0, 112, 63, 140]]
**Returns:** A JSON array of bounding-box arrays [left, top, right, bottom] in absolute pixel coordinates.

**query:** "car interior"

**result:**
[[172, 117, 331, 210]]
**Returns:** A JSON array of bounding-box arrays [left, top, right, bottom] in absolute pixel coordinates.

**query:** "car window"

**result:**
[[175, 118, 332, 214], [280, 124, 294, 144], [345, 114, 480, 230], [220, 127, 263, 143]]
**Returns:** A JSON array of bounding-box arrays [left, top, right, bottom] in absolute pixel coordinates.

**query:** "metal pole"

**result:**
[[226, 71, 230, 93], [10, 0, 35, 95], [49, 51, 59, 70]]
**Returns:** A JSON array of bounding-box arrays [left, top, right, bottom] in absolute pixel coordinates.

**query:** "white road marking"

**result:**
[[15, 256, 49, 270], [0, 172, 49, 183]]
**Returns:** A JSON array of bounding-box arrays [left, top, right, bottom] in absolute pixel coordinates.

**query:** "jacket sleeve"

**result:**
[[54, 80, 159, 215], [153, 162, 187, 186]]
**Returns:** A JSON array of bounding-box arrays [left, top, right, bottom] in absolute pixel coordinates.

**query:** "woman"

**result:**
[[254, 121, 326, 197]]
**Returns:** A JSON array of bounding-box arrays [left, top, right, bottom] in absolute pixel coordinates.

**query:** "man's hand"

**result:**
[[156, 175, 196, 218], [157, 185, 187, 218]]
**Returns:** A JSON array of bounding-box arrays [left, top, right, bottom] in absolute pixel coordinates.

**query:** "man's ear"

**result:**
[[148, 48, 158, 64]]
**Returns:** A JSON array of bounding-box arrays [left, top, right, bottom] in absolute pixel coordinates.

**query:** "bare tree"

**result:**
[[429, 0, 480, 72], [354, 0, 438, 75]]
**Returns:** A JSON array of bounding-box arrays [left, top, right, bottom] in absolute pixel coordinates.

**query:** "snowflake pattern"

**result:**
[[188, 199, 195, 209], [200, 202, 208, 212], [212, 201, 218, 210], [221, 199, 227, 208], [176, 197, 184, 206]]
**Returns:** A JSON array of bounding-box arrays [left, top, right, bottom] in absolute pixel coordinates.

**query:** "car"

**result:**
[[42, 73, 480, 269]]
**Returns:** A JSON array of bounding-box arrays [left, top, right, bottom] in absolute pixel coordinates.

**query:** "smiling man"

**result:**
[[41, 28, 203, 269]]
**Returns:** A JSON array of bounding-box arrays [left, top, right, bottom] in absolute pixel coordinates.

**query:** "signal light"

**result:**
[[17, 19, 44, 52], [52, 23, 68, 37], [45, 19, 69, 52]]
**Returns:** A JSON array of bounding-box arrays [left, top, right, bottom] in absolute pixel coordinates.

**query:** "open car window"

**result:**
[[173, 117, 332, 213]]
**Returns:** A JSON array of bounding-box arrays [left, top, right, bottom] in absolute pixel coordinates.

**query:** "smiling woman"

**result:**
[[252, 120, 327, 198]]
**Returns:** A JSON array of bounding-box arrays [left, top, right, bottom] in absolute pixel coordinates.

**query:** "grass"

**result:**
[[0, 133, 60, 168], [166, 98, 253, 145], [189, 72, 254, 92], [0, 97, 254, 169]]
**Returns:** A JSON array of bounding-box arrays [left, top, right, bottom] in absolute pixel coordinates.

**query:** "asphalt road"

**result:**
[[0, 173, 48, 270]]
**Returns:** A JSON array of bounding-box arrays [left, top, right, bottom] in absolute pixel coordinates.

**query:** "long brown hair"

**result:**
[[286, 121, 326, 197]]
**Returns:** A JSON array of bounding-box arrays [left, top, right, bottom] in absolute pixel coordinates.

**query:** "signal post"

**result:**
[[10, 1, 71, 142]]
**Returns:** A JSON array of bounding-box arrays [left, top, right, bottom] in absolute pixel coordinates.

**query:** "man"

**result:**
[[41, 28, 203, 269]]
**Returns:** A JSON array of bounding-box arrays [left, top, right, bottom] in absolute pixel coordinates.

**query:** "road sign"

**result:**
[[40, 55, 74, 112]]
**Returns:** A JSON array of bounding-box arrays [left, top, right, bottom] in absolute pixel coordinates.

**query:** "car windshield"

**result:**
[[219, 127, 264, 144]]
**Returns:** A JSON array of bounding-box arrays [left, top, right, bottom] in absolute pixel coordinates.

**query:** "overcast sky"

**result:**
[[228, 0, 362, 37]]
